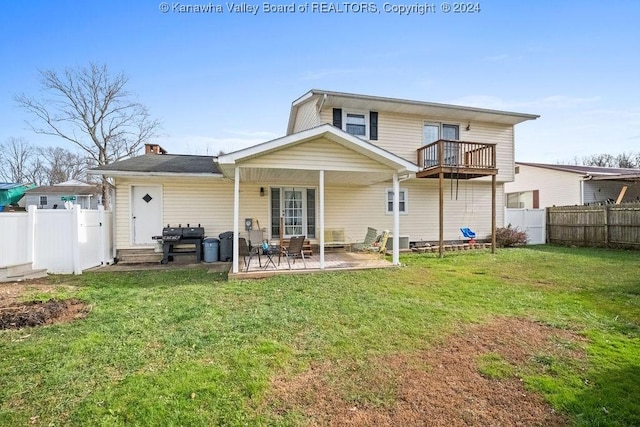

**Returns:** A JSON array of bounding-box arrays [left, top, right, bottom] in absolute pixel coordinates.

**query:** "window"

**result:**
[[386, 188, 408, 214], [270, 187, 316, 239], [506, 190, 539, 209], [332, 109, 378, 140], [39, 195, 48, 206], [423, 123, 460, 166], [346, 113, 366, 136]]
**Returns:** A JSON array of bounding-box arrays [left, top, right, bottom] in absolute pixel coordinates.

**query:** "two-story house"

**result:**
[[92, 90, 538, 272]]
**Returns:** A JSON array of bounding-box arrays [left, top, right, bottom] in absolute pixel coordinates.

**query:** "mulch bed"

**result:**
[[0, 298, 88, 330]]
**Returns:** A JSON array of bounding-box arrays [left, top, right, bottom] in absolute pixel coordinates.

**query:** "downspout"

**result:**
[[317, 93, 327, 113]]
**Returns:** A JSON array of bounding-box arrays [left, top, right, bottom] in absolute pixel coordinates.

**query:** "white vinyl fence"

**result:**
[[0, 205, 113, 274], [505, 208, 546, 245]]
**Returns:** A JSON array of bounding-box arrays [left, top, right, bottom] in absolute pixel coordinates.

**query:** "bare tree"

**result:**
[[39, 146, 93, 185], [575, 152, 640, 168], [15, 63, 161, 205], [0, 137, 46, 185], [615, 152, 638, 169]]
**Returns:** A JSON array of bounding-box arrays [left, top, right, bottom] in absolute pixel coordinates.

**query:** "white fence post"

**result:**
[[27, 205, 36, 266], [72, 205, 82, 275]]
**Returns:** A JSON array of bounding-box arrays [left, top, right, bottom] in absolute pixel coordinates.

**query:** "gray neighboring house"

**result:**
[[24, 180, 101, 209]]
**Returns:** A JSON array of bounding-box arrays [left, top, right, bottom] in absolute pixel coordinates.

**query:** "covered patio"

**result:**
[[216, 124, 419, 275], [229, 250, 394, 279]]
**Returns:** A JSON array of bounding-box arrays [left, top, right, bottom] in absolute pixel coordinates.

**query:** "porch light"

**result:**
[[260, 187, 265, 197]]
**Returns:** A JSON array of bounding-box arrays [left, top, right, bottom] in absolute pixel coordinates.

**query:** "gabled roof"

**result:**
[[218, 124, 419, 174], [287, 89, 540, 134], [25, 185, 100, 195], [89, 154, 221, 177], [516, 162, 640, 176]]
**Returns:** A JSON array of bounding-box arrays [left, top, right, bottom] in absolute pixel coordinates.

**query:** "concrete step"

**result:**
[[0, 266, 48, 283], [0, 263, 36, 281]]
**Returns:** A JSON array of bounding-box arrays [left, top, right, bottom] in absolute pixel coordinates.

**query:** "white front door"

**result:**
[[131, 185, 162, 245]]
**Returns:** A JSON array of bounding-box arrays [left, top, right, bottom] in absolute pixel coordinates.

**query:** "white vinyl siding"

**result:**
[[320, 108, 515, 182], [114, 177, 270, 249], [292, 100, 321, 133], [322, 179, 503, 243], [241, 138, 391, 173]]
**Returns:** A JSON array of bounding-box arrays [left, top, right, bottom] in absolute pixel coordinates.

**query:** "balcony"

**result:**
[[416, 140, 497, 179]]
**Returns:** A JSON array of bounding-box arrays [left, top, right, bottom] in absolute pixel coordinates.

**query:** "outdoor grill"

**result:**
[[158, 224, 205, 264]]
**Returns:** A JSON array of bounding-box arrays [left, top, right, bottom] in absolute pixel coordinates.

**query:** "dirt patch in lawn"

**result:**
[[0, 281, 87, 330], [264, 318, 585, 426]]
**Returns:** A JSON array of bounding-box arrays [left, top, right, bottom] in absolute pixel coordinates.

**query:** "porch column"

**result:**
[[232, 166, 240, 273], [491, 174, 496, 254], [392, 173, 400, 265], [319, 170, 325, 269]]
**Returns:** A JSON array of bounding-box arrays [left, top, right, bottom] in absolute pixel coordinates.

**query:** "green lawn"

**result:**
[[1, 246, 639, 426]]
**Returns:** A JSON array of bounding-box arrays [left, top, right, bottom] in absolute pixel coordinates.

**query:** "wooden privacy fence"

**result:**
[[547, 203, 640, 248]]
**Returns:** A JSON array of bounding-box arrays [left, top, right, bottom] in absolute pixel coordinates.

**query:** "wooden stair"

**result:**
[[0, 262, 48, 283], [117, 249, 163, 264]]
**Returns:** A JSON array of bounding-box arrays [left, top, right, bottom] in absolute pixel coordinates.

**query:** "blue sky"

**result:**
[[1, 0, 638, 163]]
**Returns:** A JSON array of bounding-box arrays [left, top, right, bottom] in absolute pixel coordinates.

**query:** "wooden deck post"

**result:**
[[439, 171, 444, 258]]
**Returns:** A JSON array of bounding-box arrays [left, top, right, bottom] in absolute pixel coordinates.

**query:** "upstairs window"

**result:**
[[332, 109, 378, 140], [346, 113, 366, 136]]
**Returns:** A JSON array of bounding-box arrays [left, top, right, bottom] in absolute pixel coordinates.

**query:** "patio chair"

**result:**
[[352, 227, 378, 251], [238, 237, 260, 272], [280, 235, 307, 269], [366, 230, 390, 257]]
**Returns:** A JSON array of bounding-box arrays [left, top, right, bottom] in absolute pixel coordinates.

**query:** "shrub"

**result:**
[[494, 224, 528, 247]]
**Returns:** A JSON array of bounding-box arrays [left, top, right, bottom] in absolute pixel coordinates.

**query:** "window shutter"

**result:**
[[332, 108, 342, 128], [370, 111, 378, 140], [533, 190, 540, 209]]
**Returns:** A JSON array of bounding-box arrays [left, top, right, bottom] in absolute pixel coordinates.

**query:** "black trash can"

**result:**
[[202, 237, 220, 263], [218, 231, 234, 261]]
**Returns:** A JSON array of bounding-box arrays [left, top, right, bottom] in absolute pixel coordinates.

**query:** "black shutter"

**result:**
[[370, 111, 378, 140], [332, 108, 342, 129]]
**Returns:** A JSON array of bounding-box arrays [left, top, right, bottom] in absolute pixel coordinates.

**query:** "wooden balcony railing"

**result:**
[[416, 140, 497, 179]]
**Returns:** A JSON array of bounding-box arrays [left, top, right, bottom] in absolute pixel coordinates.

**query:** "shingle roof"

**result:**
[[517, 162, 640, 176], [90, 154, 220, 175], [25, 185, 100, 195]]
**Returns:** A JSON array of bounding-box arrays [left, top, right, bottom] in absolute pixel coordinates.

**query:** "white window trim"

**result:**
[[385, 188, 408, 215], [343, 110, 370, 139], [39, 195, 48, 206], [270, 186, 318, 239]]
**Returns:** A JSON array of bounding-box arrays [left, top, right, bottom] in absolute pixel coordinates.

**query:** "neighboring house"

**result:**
[[24, 180, 101, 210], [504, 162, 640, 208], [91, 89, 538, 272]]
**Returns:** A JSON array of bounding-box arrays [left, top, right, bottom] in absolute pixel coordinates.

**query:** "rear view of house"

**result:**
[[92, 90, 538, 272]]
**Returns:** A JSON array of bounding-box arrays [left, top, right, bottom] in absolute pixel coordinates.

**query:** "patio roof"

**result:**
[[216, 124, 419, 186]]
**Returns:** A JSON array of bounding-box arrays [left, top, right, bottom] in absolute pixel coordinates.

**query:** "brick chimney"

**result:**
[[145, 144, 168, 155]]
